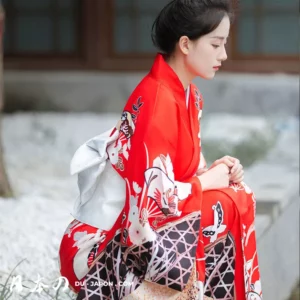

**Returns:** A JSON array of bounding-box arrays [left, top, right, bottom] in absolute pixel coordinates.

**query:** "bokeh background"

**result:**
[[0, 1, 299, 299]]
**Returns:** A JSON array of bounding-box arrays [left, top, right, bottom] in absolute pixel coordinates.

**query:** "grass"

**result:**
[[0, 260, 76, 300], [289, 282, 300, 300]]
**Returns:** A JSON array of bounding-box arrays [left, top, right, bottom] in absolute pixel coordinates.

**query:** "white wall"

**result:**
[[4, 70, 299, 116]]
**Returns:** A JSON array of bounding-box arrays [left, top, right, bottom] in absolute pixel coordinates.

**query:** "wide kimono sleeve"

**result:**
[[124, 118, 203, 239], [107, 87, 204, 292]]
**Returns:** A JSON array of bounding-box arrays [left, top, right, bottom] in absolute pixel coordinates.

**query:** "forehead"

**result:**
[[208, 15, 230, 38]]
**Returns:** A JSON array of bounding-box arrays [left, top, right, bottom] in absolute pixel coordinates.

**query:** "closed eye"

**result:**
[[212, 44, 220, 49]]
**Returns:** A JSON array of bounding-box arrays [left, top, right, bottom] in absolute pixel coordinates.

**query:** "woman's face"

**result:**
[[186, 15, 230, 80]]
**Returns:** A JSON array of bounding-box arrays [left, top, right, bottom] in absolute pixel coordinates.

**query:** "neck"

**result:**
[[165, 54, 193, 90]]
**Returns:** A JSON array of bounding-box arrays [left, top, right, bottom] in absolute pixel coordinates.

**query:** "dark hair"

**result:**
[[151, 0, 234, 55]]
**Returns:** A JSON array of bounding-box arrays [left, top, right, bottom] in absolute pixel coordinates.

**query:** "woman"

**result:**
[[59, 0, 262, 299]]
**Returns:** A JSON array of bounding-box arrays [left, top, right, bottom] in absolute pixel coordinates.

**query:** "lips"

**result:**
[[213, 66, 221, 70]]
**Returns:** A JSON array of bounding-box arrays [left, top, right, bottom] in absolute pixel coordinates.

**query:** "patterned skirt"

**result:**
[[59, 183, 262, 299]]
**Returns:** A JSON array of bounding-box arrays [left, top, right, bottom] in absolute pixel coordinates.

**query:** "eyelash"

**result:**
[[212, 45, 220, 48]]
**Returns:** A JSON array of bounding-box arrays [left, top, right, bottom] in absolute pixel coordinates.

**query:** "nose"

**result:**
[[218, 45, 228, 62]]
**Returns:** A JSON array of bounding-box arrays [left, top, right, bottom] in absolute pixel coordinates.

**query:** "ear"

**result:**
[[178, 36, 190, 55]]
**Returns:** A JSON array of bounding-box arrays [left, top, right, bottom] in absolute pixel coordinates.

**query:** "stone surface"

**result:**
[[245, 118, 299, 220], [257, 196, 299, 300], [255, 214, 272, 240]]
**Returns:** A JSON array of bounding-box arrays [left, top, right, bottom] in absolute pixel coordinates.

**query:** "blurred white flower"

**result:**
[[133, 182, 142, 194]]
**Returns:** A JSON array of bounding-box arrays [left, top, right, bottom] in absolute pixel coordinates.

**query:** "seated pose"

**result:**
[[59, 1, 262, 299]]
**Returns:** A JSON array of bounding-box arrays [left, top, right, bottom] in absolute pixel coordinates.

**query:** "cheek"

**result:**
[[196, 44, 213, 63], [187, 47, 213, 76]]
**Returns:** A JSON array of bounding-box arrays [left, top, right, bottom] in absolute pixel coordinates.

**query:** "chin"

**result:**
[[199, 72, 216, 80]]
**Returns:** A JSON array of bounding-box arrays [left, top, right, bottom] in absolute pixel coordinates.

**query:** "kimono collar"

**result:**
[[150, 53, 186, 100]]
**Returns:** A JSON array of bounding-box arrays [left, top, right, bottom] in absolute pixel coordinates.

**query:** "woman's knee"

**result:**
[[202, 190, 239, 232]]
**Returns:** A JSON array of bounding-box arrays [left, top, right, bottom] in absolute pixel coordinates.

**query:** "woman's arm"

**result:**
[[196, 152, 208, 176]]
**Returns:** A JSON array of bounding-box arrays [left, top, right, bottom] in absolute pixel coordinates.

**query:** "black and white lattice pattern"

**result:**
[[77, 231, 141, 300], [77, 212, 200, 300], [204, 233, 236, 300], [136, 213, 200, 290]]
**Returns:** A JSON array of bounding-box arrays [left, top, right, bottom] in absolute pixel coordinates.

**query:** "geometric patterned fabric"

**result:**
[[77, 212, 200, 299], [204, 233, 235, 299]]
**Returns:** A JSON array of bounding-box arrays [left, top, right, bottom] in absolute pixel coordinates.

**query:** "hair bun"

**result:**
[[151, 0, 234, 55]]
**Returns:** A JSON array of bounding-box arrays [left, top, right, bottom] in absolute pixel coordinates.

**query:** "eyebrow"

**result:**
[[211, 36, 229, 40]]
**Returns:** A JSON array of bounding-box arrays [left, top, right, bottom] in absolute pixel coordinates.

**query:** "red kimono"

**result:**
[[59, 54, 262, 300]]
